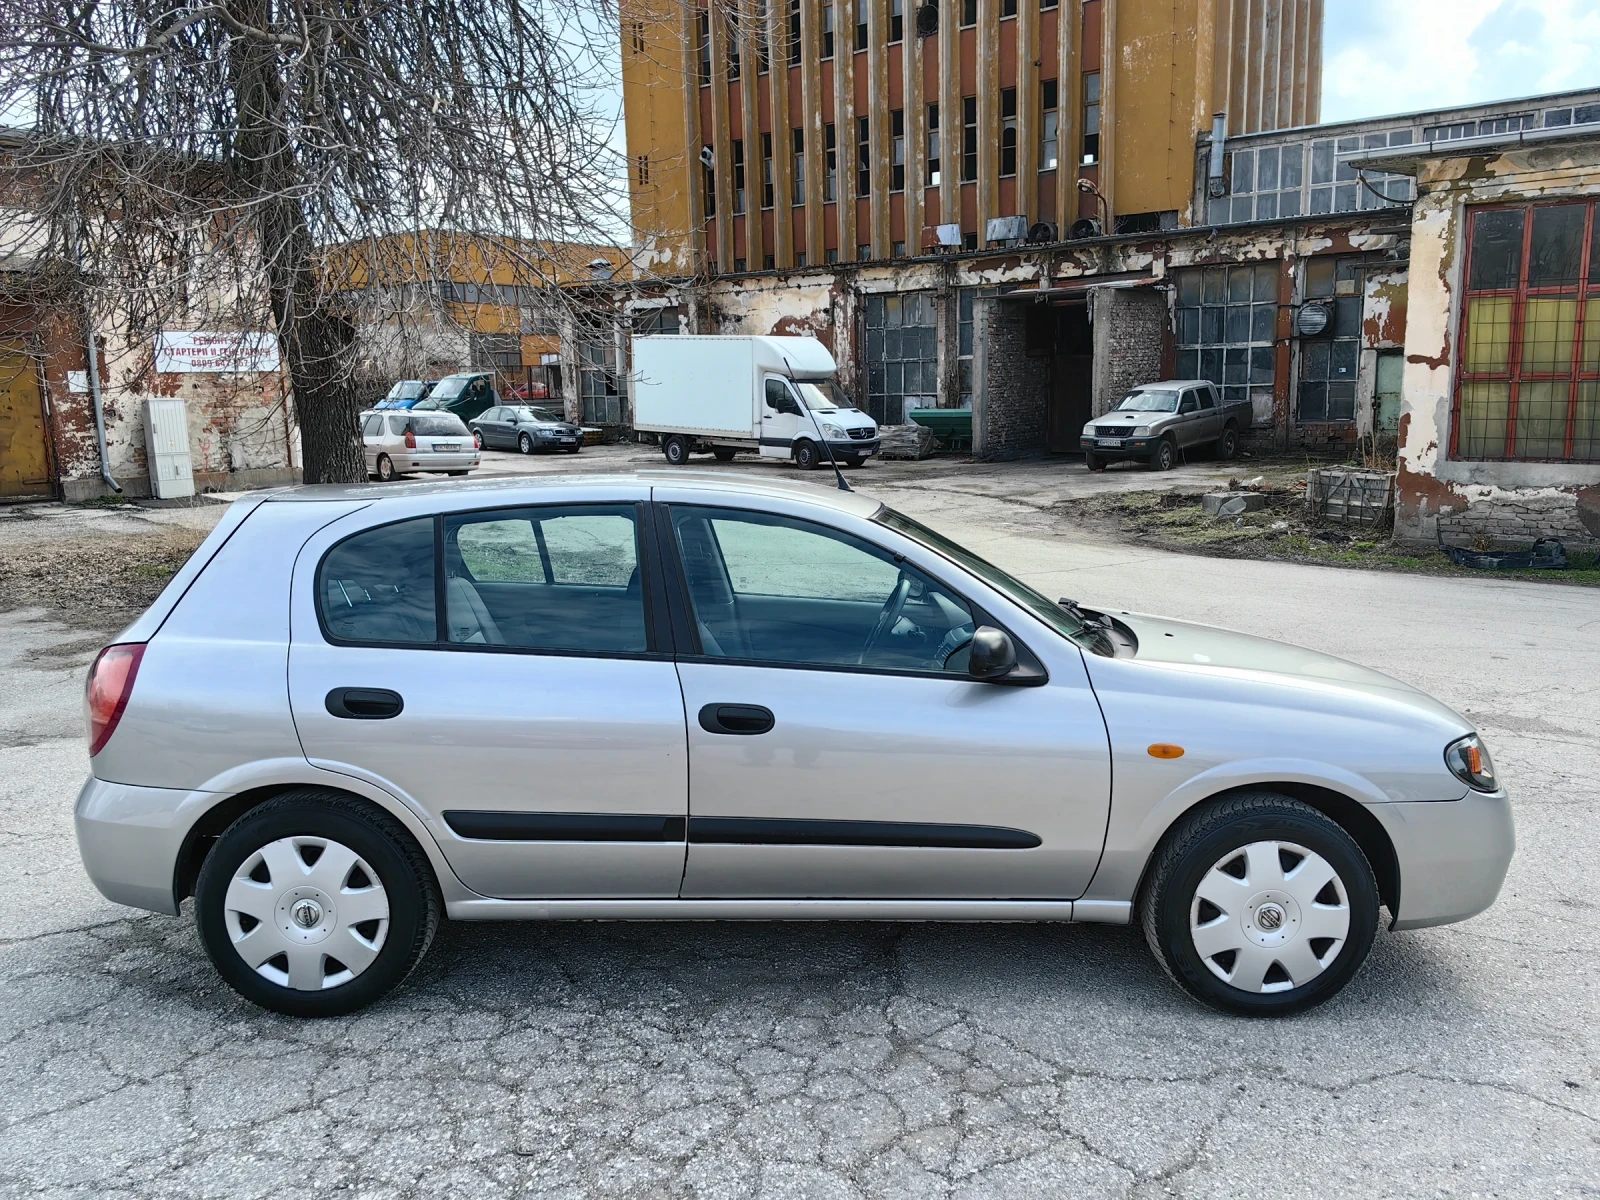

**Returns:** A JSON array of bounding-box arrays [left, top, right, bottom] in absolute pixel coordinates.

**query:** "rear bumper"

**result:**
[[402, 452, 480, 472], [75, 775, 190, 915], [1376, 790, 1515, 930]]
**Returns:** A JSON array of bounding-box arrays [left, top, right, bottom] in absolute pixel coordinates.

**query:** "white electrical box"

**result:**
[[143, 397, 195, 499]]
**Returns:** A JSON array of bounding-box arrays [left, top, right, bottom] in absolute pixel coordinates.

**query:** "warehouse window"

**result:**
[[927, 104, 941, 186], [891, 0, 904, 42], [1453, 200, 1600, 461], [579, 340, 623, 425], [822, 1, 834, 57], [727, 8, 741, 79], [961, 97, 977, 182], [1002, 0, 1017, 16], [702, 151, 716, 217], [757, 0, 770, 72], [1174, 263, 1278, 426], [762, 133, 774, 208], [732, 139, 745, 214], [824, 123, 837, 201], [1000, 88, 1018, 177], [788, 0, 801, 65], [630, 21, 646, 53], [858, 116, 871, 198], [1298, 257, 1366, 423], [891, 110, 905, 192], [1082, 73, 1100, 164], [961, 0, 976, 26], [793, 128, 806, 205], [697, 11, 711, 85], [636, 154, 649, 186], [1040, 80, 1059, 171], [957, 290, 975, 409], [866, 292, 939, 425], [856, 5, 868, 50]]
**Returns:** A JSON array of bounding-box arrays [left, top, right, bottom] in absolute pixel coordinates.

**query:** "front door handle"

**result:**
[[326, 688, 404, 720], [698, 703, 774, 735]]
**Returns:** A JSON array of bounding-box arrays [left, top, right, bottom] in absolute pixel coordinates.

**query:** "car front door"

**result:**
[[288, 487, 688, 899], [1174, 390, 1201, 446], [759, 376, 802, 459], [476, 407, 503, 448], [657, 495, 1112, 900]]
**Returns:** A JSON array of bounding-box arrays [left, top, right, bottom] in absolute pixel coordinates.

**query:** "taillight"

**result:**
[[404, 429, 417, 449], [86, 643, 145, 756]]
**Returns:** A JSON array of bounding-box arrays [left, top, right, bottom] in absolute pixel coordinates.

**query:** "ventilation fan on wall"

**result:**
[[915, 4, 939, 36], [1295, 301, 1333, 337]]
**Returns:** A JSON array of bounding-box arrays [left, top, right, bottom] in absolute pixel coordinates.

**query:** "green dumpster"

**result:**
[[907, 408, 973, 452]]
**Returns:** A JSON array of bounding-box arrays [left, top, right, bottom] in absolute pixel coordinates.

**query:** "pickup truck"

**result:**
[[1080, 379, 1250, 470]]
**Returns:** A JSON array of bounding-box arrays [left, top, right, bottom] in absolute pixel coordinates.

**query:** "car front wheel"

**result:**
[[1139, 793, 1379, 1016], [1150, 437, 1177, 471], [517, 432, 535, 455], [793, 440, 820, 470], [195, 791, 439, 1017]]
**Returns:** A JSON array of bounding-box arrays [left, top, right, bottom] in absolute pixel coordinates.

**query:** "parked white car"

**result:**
[[361, 410, 480, 481], [76, 475, 1511, 1017]]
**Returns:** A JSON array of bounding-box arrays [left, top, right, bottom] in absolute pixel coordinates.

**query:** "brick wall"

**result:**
[[972, 298, 1051, 460], [1436, 489, 1600, 551], [1090, 287, 1166, 417]]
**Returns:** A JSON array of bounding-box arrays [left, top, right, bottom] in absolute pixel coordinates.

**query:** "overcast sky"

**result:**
[[1322, 0, 1600, 121]]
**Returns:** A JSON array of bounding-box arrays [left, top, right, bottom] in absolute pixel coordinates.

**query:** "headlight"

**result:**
[[1131, 426, 1151, 437], [822, 423, 844, 438], [1445, 734, 1498, 792]]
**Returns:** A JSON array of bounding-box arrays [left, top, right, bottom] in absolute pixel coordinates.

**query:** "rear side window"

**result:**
[[1196, 388, 1215, 409], [446, 505, 646, 653], [387, 415, 407, 436], [319, 518, 437, 643], [361, 414, 383, 437]]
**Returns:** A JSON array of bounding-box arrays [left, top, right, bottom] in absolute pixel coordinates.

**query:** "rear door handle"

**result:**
[[698, 703, 774, 735], [326, 688, 405, 720]]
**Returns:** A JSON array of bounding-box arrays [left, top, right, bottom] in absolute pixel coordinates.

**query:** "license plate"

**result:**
[[432, 442, 460, 452], [560, 437, 577, 444], [1096, 437, 1123, 448]]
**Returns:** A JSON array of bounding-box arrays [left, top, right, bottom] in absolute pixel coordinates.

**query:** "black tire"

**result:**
[[1139, 792, 1379, 1017], [1083, 451, 1103, 471], [713, 448, 737, 462], [663, 435, 691, 465], [840, 455, 865, 468], [564, 445, 582, 454], [376, 454, 396, 482], [793, 439, 820, 470], [195, 791, 440, 1017], [446, 470, 469, 477], [1151, 437, 1177, 471], [517, 432, 535, 455], [1215, 425, 1240, 461]]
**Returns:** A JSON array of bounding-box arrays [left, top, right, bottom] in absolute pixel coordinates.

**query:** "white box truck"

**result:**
[[631, 335, 880, 470]]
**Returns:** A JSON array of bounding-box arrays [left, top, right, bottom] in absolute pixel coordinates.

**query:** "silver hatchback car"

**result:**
[[77, 475, 1513, 1017], [362, 410, 480, 481]]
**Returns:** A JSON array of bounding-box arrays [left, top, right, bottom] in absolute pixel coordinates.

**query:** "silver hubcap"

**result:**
[[225, 837, 390, 991], [1190, 840, 1350, 994]]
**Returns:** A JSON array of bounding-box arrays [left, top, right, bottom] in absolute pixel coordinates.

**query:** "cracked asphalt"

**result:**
[[2, 467, 1597, 1198]]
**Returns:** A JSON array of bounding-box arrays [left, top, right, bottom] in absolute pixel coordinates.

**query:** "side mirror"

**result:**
[[967, 626, 1018, 682]]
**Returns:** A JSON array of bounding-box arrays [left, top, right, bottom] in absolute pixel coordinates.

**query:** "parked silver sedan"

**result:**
[[361, 410, 480, 481], [75, 475, 1512, 1017]]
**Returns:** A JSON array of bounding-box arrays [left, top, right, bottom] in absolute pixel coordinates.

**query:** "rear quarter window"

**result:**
[[319, 517, 437, 644]]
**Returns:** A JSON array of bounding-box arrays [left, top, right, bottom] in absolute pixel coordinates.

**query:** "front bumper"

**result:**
[[75, 775, 192, 915], [1081, 436, 1156, 459], [1375, 789, 1515, 930], [829, 437, 880, 457]]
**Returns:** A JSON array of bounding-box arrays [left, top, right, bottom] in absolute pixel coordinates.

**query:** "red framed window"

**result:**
[[1453, 200, 1600, 461]]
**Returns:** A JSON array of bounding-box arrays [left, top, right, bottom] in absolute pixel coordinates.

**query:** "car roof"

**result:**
[[1129, 379, 1215, 390], [261, 471, 886, 519]]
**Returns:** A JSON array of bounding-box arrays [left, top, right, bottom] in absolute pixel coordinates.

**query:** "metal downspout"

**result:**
[[73, 215, 120, 494]]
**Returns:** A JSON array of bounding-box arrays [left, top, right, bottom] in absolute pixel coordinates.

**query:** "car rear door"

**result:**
[[288, 485, 689, 899], [655, 492, 1111, 900]]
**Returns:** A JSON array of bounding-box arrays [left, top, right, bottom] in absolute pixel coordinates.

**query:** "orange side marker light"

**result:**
[[1148, 744, 1185, 759]]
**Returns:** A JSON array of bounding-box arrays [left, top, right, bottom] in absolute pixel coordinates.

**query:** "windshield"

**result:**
[[408, 413, 469, 436], [874, 507, 1110, 654], [518, 407, 564, 423], [426, 376, 471, 402], [388, 380, 425, 400], [795, 380, 857, 412], [1116, 390, 1179, 413]]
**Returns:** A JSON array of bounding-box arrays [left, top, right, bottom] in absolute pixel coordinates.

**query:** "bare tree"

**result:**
[[1, 0, 639, 482]]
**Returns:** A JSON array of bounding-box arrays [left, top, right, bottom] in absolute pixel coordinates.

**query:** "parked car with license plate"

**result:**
[[411, 371, 499, 424], [76, 475, 1512, 1017], [361, 411, 480, 481], [1082, 380, 1251, 471], [469, 405, 584, 454], [374, 379, 437, 410]]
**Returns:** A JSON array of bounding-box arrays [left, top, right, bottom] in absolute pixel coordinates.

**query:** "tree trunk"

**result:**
[[228, 3, 365, 485]]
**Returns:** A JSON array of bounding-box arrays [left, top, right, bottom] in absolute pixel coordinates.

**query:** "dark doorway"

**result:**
[[1046, 304, 1093, 453]]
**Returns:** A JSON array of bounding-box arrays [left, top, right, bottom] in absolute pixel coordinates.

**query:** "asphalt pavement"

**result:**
[[1, 461, 1595, 1199]]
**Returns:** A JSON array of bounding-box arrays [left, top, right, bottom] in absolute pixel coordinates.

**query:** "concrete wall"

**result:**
[[1395, 143, 1600, 549], [972, 298, 1051, 460], [1090, 286, 1166, 417]]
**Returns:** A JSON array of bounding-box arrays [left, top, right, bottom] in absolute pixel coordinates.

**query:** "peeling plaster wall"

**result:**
[[1396, 144, 1600, 548]]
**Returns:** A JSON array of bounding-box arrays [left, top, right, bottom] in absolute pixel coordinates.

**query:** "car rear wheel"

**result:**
[[663, 435, 692, 465], [472, 430, 484, 450], [517, 432, 535, 455], [793, 439, 820, 470], [1139, 793, 1379, 1016], [1150, 437, 1177, 471], [1215, 425, 1240, 461], [375, 454, 396, 482], [195, 791, 439, 1017], [713, 448, 737, 462]]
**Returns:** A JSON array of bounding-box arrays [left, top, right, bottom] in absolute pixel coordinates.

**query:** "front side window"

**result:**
[[671, 506, 976, 673], [1455, 200, 1600, 460], [319, 518, 437, 644], [446, 505, 647, 653]]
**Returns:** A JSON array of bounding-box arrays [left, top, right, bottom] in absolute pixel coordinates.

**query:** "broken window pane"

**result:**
[[1254, 265, 1277, 300], [1468, 209, 1525, 290], [1299, 381, 1327, 422], [1528, 204, 1586, 288]]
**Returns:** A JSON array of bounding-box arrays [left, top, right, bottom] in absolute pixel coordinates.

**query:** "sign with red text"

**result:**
[[154, 331, 280, 374]]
